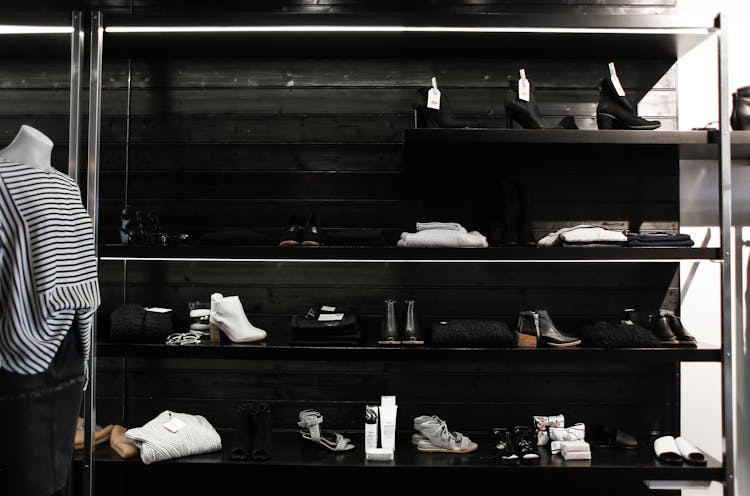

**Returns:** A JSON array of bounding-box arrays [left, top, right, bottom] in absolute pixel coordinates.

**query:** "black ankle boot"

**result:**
[[379, 299, 400, 345], [512, 425, 540, 465], [596, 76, 660, 130], [505, 78, 544, 129], [660, 310, 696, 346], [516, 310, 581, 348], [499, 180, 519, 246], [731, 86, 750, 130], [648, 314, 679, 346], [402, 299, 424, 345], [491, 427, 520, 465], [301, 212, 323, 246], [251, 403, 273, 461], [231, 402, 255, 460], [414, 87, 469, 128]]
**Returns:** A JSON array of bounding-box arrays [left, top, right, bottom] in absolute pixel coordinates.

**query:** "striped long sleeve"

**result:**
[[0, 160, 100, 375]]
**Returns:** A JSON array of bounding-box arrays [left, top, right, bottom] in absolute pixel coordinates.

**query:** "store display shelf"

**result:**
[[79, 431, 723, 482], [99, 245, 720, 263], [97, 339, 721, 362]]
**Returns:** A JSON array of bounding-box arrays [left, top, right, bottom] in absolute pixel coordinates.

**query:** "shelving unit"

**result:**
[[81, 9, 738, 496]]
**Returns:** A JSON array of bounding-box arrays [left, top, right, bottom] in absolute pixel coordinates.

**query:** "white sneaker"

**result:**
[[209, 293, 267, 343]]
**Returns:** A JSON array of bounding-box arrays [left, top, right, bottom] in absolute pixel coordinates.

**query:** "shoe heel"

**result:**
[[505, 113, 514, 129], [597, 114, 616, 129], [210, 321, 222, 343], [516, 332, 537, 348]]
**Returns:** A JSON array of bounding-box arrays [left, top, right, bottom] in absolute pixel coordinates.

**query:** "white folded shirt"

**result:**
[[562, 450, 592, 460]]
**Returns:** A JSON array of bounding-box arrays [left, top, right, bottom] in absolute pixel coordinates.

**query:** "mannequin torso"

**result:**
[[0, 125, 54, 172]]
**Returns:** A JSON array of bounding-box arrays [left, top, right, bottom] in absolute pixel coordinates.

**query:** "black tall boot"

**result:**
[[402, 299, 424, 345], [231, 402, 255, 460], [596, 76, 660, 130], [499, 180, 519, 246], [379, 299, 400, 345], [731, 86, 750, 130], [251, 403, 273, 461], [505, 78, 544, 129], [414, 87, 469, 128]]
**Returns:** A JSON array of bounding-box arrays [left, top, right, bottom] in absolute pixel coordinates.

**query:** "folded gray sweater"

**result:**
[[125, 410, 222, 464], [398, 229, 488, 248]]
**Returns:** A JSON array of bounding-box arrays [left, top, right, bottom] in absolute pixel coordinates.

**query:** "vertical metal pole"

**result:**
[[67, 12, 83, 181], [716, 12, 737, 496], [83, 11, 103, 496]]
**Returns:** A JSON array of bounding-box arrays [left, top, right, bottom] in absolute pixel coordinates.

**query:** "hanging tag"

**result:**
[[146, 307, 172, 314], [163, 416, 186, 433], [318, 313, 345, 322], [518, 69, 530, 102], [427, 77, 441, 110], [320, 305, 337, 312], [608, 62, 626, 97]]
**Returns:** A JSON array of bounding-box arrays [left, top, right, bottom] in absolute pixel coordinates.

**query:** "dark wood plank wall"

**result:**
[[0, 1, 686, 492]]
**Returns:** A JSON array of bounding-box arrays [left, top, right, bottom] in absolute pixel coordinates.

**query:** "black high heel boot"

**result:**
[[516, 309, 581, 348], [402, 299, 424, 345], [379, 299, 400, 345], [504, 77, 544, 129], [512, 425, 540, 465], [731, 86, 750, 130], [231, 403, 255, 460], [596, 76, 660, 130], [414, 87, 469, 128], [251, 403, 273, 461]]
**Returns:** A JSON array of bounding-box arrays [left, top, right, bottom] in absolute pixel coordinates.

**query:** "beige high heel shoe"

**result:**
[[209, 293, 267, 343]]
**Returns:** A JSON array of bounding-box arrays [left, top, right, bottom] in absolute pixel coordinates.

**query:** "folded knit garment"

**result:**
[[110, 304, 174, 342], [552, 439, 590, 455], [431, 320, 514, 347], [627, 232, 692, 243], [538, 225, 626, 247], [577, 321, 661, 348], [398, 229, 489, 248], [562, 450, 591, 461], [125, 410, 222, 465], [416, 222, 467, 233], [290, 313, 358, 331]]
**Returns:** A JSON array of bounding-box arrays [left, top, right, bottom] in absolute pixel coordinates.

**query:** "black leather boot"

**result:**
[[516, 310, 581, 348], [731, 86, 750, 130], [505, 78, 544, 129], [499, 180, 519, 246], [279, 212, 301, 246], [379, 299, 400, 345], [402, 299, 424, 345], [512, 425, 540, 465], [661, 310, 697, 346], [596, 76, 661, 130], [251, 403, 273, 461], [648, 314, 679, 346], [414, 87, 469, 128], [231, 402, 255, 460], [491, 427, 520, 465], [301, 212, 324, 246]]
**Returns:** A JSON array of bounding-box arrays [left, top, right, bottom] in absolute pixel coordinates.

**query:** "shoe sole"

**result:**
[[545, 340, 582, 348], [515, 332, 580, 348], [417, 445, 478, 454], [660, 340, 680, 346], [301, 241, 321, 246], [210, 322, 266, 344], [378, 340, 402, 345], [279, 240, 300, 246], [401, 340, 425, 345]]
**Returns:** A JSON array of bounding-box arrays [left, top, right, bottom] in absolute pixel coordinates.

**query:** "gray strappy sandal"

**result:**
[[297, 409, 355, 452]]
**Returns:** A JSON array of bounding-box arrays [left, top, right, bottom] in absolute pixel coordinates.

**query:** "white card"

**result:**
[[518, 79, 530, 102], [146, 307, 172, 313], [321, 305, 337, 312], [427, 76, 441, 110], [163, 417, 186, 433], [318, 313, 345, 321], [608, 62, 626, 97]]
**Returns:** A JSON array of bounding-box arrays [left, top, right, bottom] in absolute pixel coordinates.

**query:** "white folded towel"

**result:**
[[125, 410, 222, 465], [398, 229, 488, 248], [416, 222, 467, 233]]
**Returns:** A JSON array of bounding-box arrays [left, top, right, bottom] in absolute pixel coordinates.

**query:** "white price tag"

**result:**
[[608, 62, 626, 97], [321, 306, 337, 312], [163, 417, 186, 433], [427, 76, 441, 110], [146, 307, 172, 314], [518, 69, 530, 102], [318, 313, 345, 321]]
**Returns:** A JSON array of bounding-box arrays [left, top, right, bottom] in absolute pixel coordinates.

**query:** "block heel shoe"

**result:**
[[596, 73, 660, 130], [516, 310, 580, 348], [209, 293, 267, 343]]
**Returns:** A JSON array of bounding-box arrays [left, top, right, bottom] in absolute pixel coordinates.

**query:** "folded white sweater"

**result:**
[[538, 225, 626, 247], [416, 222, 467, 233], [125, 410, 222, 465], [398, 229, 488, 248]]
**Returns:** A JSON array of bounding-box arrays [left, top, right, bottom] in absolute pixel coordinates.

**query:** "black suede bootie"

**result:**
[[414, 87, 469, 128], [731, 86, 750, 130], [505, 78, 544, 129], [596, 76, 660, 130]]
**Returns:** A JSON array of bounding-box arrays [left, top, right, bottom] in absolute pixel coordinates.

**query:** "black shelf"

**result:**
[[80, 431, 723, 482], [99, 245, 720, 262], [97, 338, 721, 362]]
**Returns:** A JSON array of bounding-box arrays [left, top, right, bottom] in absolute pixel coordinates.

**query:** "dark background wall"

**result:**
[[0, 1, 687, 493]]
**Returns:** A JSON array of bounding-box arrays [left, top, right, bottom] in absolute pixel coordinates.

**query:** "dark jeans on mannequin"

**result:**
[[0, 331, 85, 496]]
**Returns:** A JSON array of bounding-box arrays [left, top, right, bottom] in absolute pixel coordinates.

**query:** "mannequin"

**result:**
[[0, 124, 54, 172], [0, 124, 98, 496]]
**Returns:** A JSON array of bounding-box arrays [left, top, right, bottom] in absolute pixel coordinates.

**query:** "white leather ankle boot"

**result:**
[[209, 293, 267, 343]]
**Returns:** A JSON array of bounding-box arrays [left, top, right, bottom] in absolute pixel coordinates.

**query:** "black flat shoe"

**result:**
[[300, 212, 324, 246], [279, 213, 301, 246], [490, 427, 520, 465], [596, 74, 660, 130]]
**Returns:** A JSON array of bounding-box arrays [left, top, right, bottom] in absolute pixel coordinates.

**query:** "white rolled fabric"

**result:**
[[125, 410, 222, 465]]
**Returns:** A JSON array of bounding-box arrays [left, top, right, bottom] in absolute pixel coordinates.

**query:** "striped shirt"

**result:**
[[0, 159, 100, 375]]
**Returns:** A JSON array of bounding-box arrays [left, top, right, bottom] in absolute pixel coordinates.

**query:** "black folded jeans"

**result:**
[[0, 331, 85, 496]]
